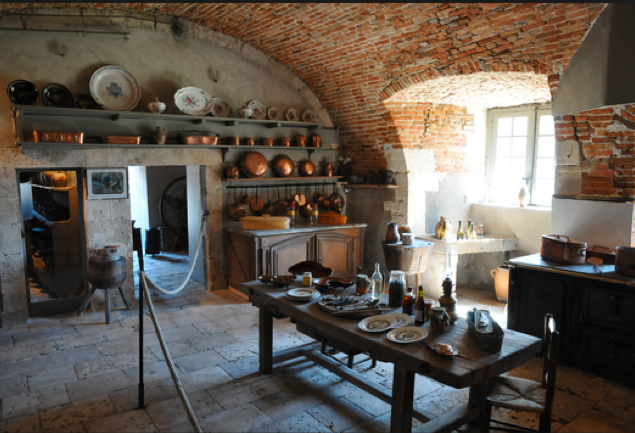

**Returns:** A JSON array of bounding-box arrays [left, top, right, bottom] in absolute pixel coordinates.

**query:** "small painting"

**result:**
[[87, 168, 128, 200]]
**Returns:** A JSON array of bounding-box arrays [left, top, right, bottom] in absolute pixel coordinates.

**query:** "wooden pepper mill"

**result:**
[[439, 277, 458, 325]]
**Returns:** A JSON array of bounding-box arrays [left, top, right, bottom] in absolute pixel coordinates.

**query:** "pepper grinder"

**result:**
[[439, 277, 458, 325]]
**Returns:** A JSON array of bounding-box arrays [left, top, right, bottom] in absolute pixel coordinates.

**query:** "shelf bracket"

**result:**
[[222, 148, 230, 162], [110, 114, 122, 121], [307, 149, 315, 160], [192, 119, 204, 125], [225, 120, 239, 127], [265, 122, 281, 129], [308, 125, 322, 131]]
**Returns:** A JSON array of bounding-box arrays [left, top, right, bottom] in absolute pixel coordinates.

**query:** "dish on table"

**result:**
[[426, 341, 459, 356], [301, 109, 315, 123], [284, 108, 298, 122], [386, 312, 414, 328], [211, 97, 231, 117], [387, 326, 429, 344], [314, 277, 354, 290], [272, 276, 296, 288], [267, 106, 280, 121], [288, 261, 333, 278], [174, 87, 213, 116], [358, 315, 398, 333], [6, 80, 39, 105], [286, 287, 320, 301], [247, 100, 266, 120], [42, 83, 73, 108], [90, 65, 141, 111]]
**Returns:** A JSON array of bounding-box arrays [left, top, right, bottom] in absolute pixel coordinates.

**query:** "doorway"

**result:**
[[17, 168, 88, 317]]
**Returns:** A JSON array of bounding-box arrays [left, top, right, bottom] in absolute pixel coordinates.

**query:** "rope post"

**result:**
[[134, 226, 145, 410]]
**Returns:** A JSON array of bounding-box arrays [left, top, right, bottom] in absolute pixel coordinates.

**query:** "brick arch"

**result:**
[[378, 59, 547, 102]]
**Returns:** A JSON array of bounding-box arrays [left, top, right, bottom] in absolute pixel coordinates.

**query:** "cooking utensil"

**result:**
[[102, 135, 141, 144], [179, 132, 219, 145], [586, 245, 616, 264], [240, 152, 268, 178], [294, 188, 306, 207], [300, 184, 312, 219], [315, 184, 326, 209], [242, 188, 252, 206], [227, 189, 245, 222], [586, 257, 603, 273], [540, 234, 587, 265], [322, 183, 334, 210], [288, 261, 333, 278], [329, 183, 345, 213], [33, 131, 84, 143], [272, 186, 289, 216], [261, 187, 275, 216], [250, 187, 265, 212], [273, 154, 295, 177], [299, 160, 315, 177], [615, 246, 635, 277]]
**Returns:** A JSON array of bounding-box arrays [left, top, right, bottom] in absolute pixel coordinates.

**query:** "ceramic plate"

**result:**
[[386, 313, 414, 328], [247, 100, 266, 120], [387, 327, 429, 344], [284, 108, 298, 122], [42, 83, 73, 108], [74, 94, 97, 109], [174, 87, 213, 116], [287, 287, 318, 299], [301, 109, 315, 123], [211, 97, 231, 117], [267, 106, 281, 121], [358, 315, 398, 333], [90, 65, 141, 111], [6, 80, 39, 105]]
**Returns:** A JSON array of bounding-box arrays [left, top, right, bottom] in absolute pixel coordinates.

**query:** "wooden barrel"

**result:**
[[88, 257, 127, 289]]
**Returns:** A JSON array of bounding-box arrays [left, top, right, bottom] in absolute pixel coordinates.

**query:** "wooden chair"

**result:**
[[481, 313, 560, 432]]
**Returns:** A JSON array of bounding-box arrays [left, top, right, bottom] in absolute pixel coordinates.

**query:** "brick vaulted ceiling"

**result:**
[[2, 3, 605, 172]]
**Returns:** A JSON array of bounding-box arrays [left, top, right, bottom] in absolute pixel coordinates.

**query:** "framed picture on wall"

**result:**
[[87, 168, 128, 200]]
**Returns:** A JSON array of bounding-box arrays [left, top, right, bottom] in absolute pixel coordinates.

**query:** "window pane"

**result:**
[[512, 137, 526, 157], [538, 136, 554, 157], [539, 115, 554, 135], [497, 118, 513, 136], [511, 158, 525, 177], [535, 158, 554, 179], [497, 137, 512, 157], [533, 179, 554, 206], [513, 116, 528, 136], [495, 159, 510, 178]]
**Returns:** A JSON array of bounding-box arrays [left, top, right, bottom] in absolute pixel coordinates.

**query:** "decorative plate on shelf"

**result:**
[[74, 94, 97, 109], [267, 106, 281, 121], [174, 87, 213, 116], [6, 80, 39, 105], [358, 315, 398, 333], [386, 312, 414, 328], [42, 83, 74, 108], [284, 108, 298, 122], [246, 100, 266, 120], [387, 327, 428, 344], [211, 97, 231, 117], [301, 109, 315, 123], [89, 65, 141, 111]]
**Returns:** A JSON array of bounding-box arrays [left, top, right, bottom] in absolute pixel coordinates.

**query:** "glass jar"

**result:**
[[388, 270, 406, 308], [429, 306, 450, 333]]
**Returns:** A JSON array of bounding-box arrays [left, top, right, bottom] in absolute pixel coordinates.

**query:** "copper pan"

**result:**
[[329, 184, 345, 213], [242, 188, 252, 206], [300, 184, 312, 219], [273, 154, 295, 177], [272, 186, 289, 216], [227, 189, 245, 222], [313, 183, 325, 207], [261, 187, 275, 216], [299, 160, 315, 177], [240, 152, 268, 178], [249, 187, 265, 212]]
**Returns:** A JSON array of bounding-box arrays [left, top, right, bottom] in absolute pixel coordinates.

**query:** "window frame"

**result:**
[[485, 104, 554, 207]]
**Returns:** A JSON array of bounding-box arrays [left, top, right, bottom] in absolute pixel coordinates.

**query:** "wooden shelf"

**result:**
[[224, 176, 343, 183], [18, 142, 340, 151], [339, 183, 398, 189]]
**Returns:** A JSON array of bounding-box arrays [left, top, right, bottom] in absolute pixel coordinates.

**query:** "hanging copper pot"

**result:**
[[242, 188, 252, 206], [299, 160, 315, 177], [227, 189, 245, 222], [272, 186, 289, 216], [329, 187, 345, 213], [300, 184, 313, 219], [261, 187, 275, 216], [250, 187, 265, 212]]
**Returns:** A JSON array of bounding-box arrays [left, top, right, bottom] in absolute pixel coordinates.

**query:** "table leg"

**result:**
[[259, 306, 273, 374], [391, 365, 415, 433], [468, 381, 486, 426]]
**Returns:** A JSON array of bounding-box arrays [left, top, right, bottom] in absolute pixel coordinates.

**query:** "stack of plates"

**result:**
[[285, 287, 320, 302]]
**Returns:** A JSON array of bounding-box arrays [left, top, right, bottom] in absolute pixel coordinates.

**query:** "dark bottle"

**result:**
[[414, 285, 425, 325], [402, 287, 415, 315], [287, 202, 296, 227]]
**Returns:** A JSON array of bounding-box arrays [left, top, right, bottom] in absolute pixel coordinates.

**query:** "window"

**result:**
[[486, 105, 555, 206]]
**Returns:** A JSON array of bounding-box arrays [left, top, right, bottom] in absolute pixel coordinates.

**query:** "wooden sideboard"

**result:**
[[226, 224, 366, 290], [508, 254, 635, 386]]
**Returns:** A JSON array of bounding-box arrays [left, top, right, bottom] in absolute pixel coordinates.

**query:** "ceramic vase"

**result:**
[[385, 221, 401, 244], [518, 186, 530, 207], [153, 126, 167, 144], [148, 97, 166, 114]]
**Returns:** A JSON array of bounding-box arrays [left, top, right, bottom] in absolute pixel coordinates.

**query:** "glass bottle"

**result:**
[[371, 263, 383, 301], [468, 220, 476, 240], [388, 270, 406, 308], [439, 220, 446, 240], [402, 287, 415, 315], [456, 221, 464, 241], [414, 285, 425, 325], [288, 202, 296, 227]]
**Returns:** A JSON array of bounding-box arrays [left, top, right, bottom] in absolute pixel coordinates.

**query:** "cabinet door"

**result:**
[[315, 232, 357, 277], [264, 234, 314, 276]]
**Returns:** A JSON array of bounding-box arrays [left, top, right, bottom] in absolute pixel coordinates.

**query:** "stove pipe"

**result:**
[[552, 3, 635, 116]]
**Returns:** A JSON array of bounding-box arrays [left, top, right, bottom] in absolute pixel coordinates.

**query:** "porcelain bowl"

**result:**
[[238, 108, 253, 119]]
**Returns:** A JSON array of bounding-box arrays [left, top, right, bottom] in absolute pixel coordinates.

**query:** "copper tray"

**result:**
[[181, 135, 218, 145], [240, 152, 268, 178], [102, 135, 141, 144], [273, 154, 295, 177], [33, 131, 83, 143], [299, 160, 315, 177]]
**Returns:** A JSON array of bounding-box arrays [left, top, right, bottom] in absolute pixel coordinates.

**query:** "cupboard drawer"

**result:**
[[581, 286, 635, 330], [575, 326, 635, 376]]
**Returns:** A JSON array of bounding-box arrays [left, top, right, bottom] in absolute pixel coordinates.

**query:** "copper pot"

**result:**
[[280, 137, 291, 147], [262, 138, 273, 146], [299, 160, 315, 177], [245, 137, 255, 146], [300, 185, 313, 219], [295, 135, 306, 147], [314, 184, 326, 208], [230, 137, 240, 146], [227, 189, 245, 222], [225, 167, 239, 179], [540, 234, 587, 265], [261, 187, 275, 216], [240, 152, 268, 178], [250, 187, 265, 212], [272, 186, 289, 216], [329, 191, 345, 213], [311, 134, 322, 148], [615, 246, 635, 276], [273, 154, 295, 177]]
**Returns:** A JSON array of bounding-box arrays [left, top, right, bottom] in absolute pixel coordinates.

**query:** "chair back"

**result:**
[[541, 313, 560, 418]]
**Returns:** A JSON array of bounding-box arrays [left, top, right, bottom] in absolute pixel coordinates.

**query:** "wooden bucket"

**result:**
[[88, 257, 127, 289]]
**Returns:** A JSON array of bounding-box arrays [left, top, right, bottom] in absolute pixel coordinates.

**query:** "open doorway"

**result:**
[[128, 165, 206, 299], [17, 169, 88, 317]]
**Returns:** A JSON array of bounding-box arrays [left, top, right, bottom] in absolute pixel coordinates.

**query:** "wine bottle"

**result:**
[[402, 287, 415, 315], [456, 221, 464, 241], [371, 263, 383, 300], [414, 285, 425, 325]]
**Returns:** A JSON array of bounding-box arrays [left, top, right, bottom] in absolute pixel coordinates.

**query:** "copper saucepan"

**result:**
[[300, 184, 312, 219], [227, 188, 245, 222], [272, 186, 289, 216], [261, 187, 275, 216], [314, 183, 325, 208], [249, 187, 265, 212]]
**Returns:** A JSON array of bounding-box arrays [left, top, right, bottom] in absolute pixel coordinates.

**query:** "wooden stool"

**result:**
[[80, 257, 131, 324]]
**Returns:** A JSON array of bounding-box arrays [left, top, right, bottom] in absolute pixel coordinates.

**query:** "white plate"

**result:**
[[89, 65, 141, 111], [358, 315, 398, 333], [267, 106, 281, 121], [386, 313, 414, 328], [287, 287, 318, 299], [301, 109, 315, 123], [284, 108, 298, 122], [211, 97, 231, 117], [387, 327, 429, 344], [247, 100, 266, 120], [174, 87, 213, 116], [286, 289, 320, 302]]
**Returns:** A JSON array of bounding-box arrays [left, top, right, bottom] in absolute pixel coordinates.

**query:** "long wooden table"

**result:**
[[239, 281, 541, 433]]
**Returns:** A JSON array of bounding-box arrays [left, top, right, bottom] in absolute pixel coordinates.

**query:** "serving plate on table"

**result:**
[[387, 326, 428, 344], [359, 315, 398, 333], [386, 312, 413, 328], [314, 277, 354, 290], [90, 65, 141, 111], [286, 287, 320, 301]]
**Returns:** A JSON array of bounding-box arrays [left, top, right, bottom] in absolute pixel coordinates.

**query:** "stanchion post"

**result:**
[[133, 227, 145, 409]]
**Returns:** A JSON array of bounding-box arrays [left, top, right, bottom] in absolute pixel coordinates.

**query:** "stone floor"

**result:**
[[1, 271, 634, 432]]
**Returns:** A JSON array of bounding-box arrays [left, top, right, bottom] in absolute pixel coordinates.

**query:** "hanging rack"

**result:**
[[225, 180, 341, 189]]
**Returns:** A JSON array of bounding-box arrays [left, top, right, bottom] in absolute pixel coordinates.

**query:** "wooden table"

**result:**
[[239, 281, 541, 433]]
